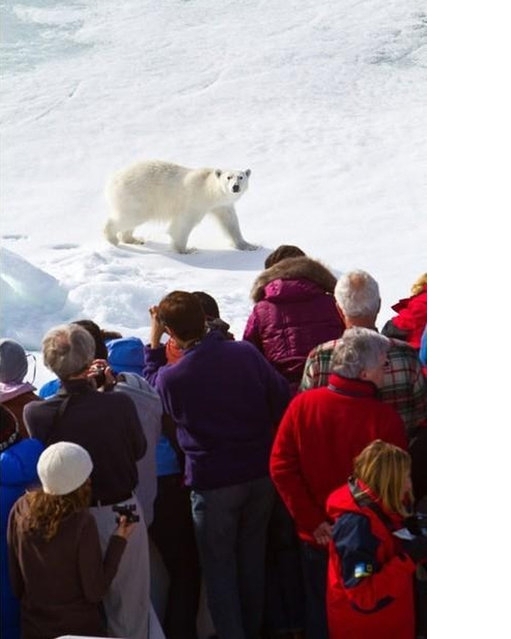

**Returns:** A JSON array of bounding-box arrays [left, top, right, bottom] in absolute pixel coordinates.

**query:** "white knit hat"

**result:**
[[37, 441, 93, 495]]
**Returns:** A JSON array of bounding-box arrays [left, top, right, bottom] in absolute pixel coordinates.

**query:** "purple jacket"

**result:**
[[243, 256, 344, 393], [144, 331, 290, 490]]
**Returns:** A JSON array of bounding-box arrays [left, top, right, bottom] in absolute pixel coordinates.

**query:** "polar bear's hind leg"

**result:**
[[104, 219, 120, 246]]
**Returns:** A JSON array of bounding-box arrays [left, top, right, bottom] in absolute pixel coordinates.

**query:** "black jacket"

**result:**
[[24, 379, 146, 503]]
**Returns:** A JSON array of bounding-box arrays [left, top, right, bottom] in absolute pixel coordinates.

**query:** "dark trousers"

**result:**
[[149, 475, 201, 639], [191, 476, 275, 639], [298, 541, 329, 639], [409, 427, 427, 504], [263, 495, 306, 636]]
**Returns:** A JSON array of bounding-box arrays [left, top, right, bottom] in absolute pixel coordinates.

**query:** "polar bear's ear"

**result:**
[[215, 169, 222, 178], [245, 169, 251, 177]]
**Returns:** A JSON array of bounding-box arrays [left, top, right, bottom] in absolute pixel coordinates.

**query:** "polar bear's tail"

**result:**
[[103, 219, 120, 246]]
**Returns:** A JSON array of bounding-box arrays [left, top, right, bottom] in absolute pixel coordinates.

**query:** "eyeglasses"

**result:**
[[25, 353, 37, 385]]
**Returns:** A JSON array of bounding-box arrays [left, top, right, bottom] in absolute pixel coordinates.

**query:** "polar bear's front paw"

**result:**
[[236, 241, 259, 251], [173, 245, 197, 254], [121, 232, 144, 245]]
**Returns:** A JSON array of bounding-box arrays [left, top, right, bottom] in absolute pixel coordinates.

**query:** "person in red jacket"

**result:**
[[382, 274, 427, 350], [270, 327, 407, 639], [326, 439, 426, 639]]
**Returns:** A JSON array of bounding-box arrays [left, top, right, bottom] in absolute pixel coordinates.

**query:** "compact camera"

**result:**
[[90, 364, 107, 389], [112, 503, 140, 525]]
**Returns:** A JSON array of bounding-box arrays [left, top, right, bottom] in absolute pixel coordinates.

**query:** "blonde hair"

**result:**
[[353, 440, 412, 516], [23, 481, 91, 541], [411, 273, 427, 296]]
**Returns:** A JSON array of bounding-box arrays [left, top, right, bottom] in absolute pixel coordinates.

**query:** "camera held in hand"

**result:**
[[112, 503, 140, 525], [90, 364, 107, 389]]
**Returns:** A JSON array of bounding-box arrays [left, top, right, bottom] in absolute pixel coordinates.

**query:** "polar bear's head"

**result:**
[[215, 169, 251, 197]]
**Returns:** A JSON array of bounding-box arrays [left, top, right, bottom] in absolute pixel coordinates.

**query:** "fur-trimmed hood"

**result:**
[[250, 256, 337, 302]]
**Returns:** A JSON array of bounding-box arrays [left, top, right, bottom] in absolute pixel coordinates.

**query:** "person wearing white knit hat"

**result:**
[[6, 441, 136, 639], [37, 441, 93, 495]]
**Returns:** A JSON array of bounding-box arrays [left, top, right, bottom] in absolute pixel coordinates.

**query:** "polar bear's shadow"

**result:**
[[118, 240, 268, 272]]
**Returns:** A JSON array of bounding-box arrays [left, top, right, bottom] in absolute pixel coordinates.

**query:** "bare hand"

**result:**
[[149, 305, 166, 348], [114, 515, 137, 540], [87, 359, 116, 390], [313, 521, 333, 546]]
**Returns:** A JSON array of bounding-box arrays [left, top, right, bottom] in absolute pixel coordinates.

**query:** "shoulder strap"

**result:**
[[348, 477, 397, 532], [48, 390, 76, 442]]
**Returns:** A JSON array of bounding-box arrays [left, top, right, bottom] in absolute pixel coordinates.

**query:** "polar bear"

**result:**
[[103, 160, 257, 253]]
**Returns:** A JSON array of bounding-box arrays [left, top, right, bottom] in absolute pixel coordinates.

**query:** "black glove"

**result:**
[[401, 535, 427, 564], [404, 514, 427, 536]]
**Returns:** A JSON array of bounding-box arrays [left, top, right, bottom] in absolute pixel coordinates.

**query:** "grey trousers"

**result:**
[[90, 494, 151, 639]]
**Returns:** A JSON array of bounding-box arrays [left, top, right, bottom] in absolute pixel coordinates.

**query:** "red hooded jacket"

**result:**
[[383, 287, 427, 350], [326, 480, 416, 639]]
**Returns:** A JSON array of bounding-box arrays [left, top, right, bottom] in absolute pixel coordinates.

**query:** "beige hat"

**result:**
[[37, 441, 93, 495]]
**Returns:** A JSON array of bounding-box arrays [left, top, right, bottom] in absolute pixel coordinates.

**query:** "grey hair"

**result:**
[[334, 270, 380, 318], [331, 327, 390, 378], [42, 324, 95, 380]]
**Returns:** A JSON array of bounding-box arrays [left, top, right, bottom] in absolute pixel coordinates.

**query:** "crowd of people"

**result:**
[[0, 247, 427, 639]]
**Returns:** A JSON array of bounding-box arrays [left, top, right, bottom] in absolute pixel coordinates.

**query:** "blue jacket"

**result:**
[[1, 438, 44, 639], [419, 326, 427, 369], [144, 331, 291, 489]]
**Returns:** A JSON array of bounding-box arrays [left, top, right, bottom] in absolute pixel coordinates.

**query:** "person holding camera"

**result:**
[[7, 441, 136, 639], [144, 291, 291, 639], [325, 440, 426, 639], [23, 323, 151, 639]]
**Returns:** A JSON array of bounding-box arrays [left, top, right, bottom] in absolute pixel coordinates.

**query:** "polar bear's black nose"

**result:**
[[232, 184, 240, 192]]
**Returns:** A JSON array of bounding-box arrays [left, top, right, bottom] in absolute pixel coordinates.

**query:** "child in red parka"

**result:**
[[326, 440, 426, 639], [382, 273, 427, 350]]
